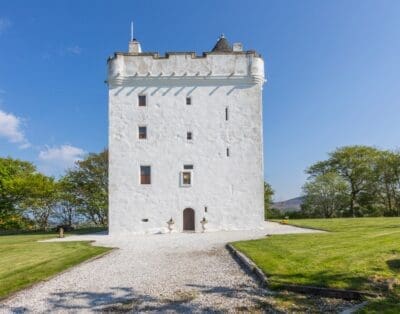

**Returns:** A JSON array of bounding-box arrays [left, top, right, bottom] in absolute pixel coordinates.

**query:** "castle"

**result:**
[[107, 35, 265, 234]]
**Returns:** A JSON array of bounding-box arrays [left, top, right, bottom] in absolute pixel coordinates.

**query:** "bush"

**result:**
[[0, 214, 34, 232]]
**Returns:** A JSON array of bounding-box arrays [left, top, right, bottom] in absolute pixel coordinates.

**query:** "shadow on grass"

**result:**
[[360, 293, 400, 313], [268, 270, 370, 292], [387, 259, 400, 273]]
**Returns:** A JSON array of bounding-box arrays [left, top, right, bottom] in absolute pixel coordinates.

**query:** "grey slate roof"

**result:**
[[211, 35, 232, 52]]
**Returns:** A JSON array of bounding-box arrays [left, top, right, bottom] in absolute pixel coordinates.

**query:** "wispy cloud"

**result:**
[[0, 109, 30, 148], [42, 44, 83, 59], [38, 144, 86, 176], [0, 17, 11, 35], [66, 45, 82, 55]]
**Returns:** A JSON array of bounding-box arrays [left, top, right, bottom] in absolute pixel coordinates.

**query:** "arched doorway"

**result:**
[[183, 208, 195, 231]]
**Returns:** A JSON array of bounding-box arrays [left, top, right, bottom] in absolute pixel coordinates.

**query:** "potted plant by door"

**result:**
[[200, 217, 208, 232], [167, 218, 174, 233]]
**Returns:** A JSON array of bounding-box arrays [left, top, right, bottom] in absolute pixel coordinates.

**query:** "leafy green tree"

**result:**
[[302, 172, 349, 218], [66, 149, 108, 226], [307, 146, 380, 217], [264, 181, 275, 219], [0, 157, 37, 223], [374, 150, 400, 216], [23, 174, 58, 230], [54, 175, 80, 226]]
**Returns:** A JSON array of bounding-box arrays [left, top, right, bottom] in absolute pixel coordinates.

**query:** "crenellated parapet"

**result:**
[[107, 50, 265, 87]]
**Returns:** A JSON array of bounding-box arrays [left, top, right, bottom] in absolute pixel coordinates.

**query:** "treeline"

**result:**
[[265, 146, 400, 219], [4, 145, 399, 229], [0, 150, 108, 231], [302, 145, 400, 218]]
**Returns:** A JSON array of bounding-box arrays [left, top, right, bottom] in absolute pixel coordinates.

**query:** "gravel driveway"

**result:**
[[1, 222, 319, 313]]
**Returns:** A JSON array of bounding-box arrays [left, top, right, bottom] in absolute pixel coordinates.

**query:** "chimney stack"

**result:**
[[233, 42, 243, 52], [129, 39, 142, 54], [128, 22, 142, 54]]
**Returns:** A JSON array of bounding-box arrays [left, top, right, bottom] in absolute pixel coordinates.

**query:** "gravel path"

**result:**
[[1, 222, 320, 313]]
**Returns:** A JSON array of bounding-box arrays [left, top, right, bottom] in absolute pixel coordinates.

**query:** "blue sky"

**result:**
[[0, 1, 399, 200]]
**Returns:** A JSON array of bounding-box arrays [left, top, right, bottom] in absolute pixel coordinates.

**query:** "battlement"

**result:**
[[108, 49, 261, 61], [108, 50, 264, 86], [107, 35, 265, 87]]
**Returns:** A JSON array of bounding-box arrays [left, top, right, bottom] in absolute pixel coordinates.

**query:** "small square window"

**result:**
[[138, 126, 147, 139], [187, 132, 193, 140], [186, 97, 191, 105], [138, 95, 146, 107], [181, 171, 192, 186], [140, 166, 151, 184], [183, 164, 193, 170]]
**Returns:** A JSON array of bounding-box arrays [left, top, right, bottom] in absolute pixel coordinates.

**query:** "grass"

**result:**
[[232, 218, 400, 312], [0, 228, 111, 300]]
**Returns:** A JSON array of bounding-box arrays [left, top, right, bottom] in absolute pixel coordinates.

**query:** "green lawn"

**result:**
[[0, 230, 111, 300], [232, 218, 400, 312]]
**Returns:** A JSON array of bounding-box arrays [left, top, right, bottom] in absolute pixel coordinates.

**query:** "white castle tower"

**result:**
[[107, 34, 265, 234]]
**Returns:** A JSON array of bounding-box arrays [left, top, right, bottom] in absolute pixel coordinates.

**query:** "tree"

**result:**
[[54, 175, 80, 226], [307, 146, 380, 217], [302, 172, 349, 218], [264, 181, 275, 219], [23, 174, 59, 230], [66, 149, 108, 226], [374, 151, 400, 216], [0, 157, 37, 226]]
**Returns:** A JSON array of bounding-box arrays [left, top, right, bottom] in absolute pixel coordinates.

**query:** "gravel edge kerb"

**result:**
[[226, 243, 378, 301], [225, 243, 268, 287]]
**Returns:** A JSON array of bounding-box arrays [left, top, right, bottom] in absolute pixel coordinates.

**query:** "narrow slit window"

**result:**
[[225, 107, 229, 121], [138, 95, 147, 107], [138, 126, 147, 139], [186, 97, 191, 105], [183, 164, 193, 170], [187, 132, 193, 140], [226, 148, 230, 157], [140, 166, 151, 184]]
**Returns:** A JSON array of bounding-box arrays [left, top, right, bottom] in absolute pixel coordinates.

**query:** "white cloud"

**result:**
[[0, 18, 11, 34], [38, 145, 86, 176], [0, 109, 30, 148], [66, 45, 82, 55], [43, 45, 82, 59]]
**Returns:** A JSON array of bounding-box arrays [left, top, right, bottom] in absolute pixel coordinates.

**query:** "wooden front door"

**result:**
[[183, 208, 195, 231]]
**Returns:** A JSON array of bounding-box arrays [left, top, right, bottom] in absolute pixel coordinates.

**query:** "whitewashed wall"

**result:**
[[108, 51, 265, 234]]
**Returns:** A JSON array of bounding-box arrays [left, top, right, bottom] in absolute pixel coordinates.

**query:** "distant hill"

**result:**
[[272, 196, 304, 212]]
